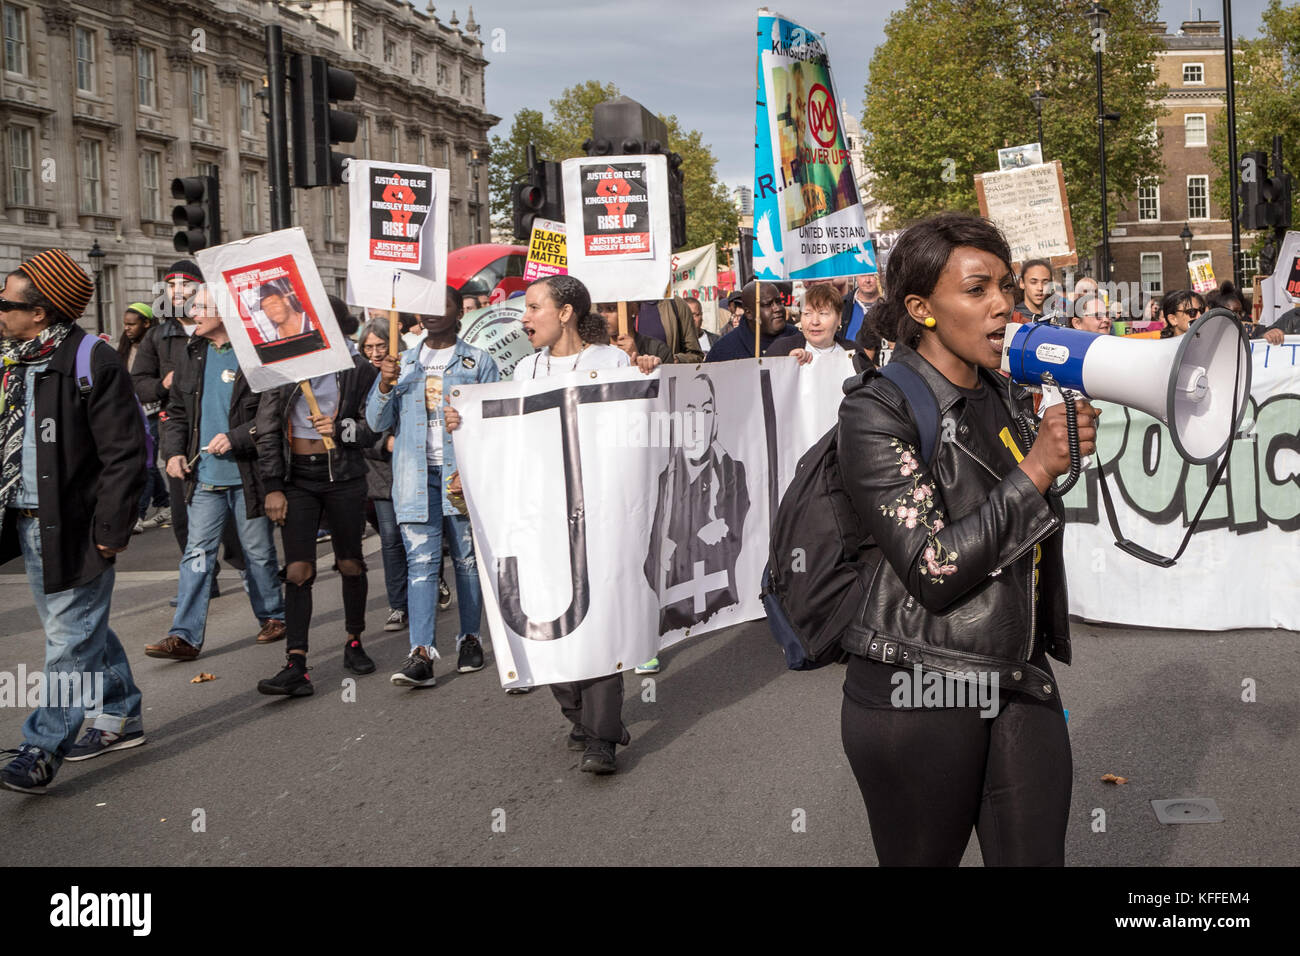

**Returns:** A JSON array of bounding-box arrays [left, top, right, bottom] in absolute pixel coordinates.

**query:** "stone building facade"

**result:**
[[0, 0, 497, 338]]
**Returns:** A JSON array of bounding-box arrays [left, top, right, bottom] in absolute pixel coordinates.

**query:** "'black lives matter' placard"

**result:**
[[580, 162, 652, 258]]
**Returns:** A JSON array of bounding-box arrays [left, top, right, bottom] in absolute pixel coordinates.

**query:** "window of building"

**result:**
[[79, 139, 103, 214], [4, 3, 28, 76], [239, 78, 255, 134], [1140, 253, 1163, 296], [390, 126, 399, 162], [1183, 63, 1204, 85], [1240, 252, 1260, 281], [384, 39, 396, 64], [1146, 120, 1159, 147], [196, 161, 219, 180], [8, 125, 32, 206], [412, 51, 424, 75], [75, 26, 96, 93], [322, 187, 335, 239], [1187, 175, 1209, 220], [359, 115, 370, 158], [140, 150, 160, 220], [101, 264, 118, 335], [437, 63, 448, 86], [353, 24, 368, 53], [1184, 113, 1206, 147], [191, 64, 208, 122], [1137, 180, 1159, 221], [242, 169, 259, 233], [137, 46, 157, 109], [460, 73, 470, 97], [416, 134, 425, 166]]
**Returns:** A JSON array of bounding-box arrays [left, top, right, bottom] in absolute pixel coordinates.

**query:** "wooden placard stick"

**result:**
[[618, 301, 628, 338], [388, 272, 401, 355], [300, 381, 336, 451], [754, 279, 761, 358]]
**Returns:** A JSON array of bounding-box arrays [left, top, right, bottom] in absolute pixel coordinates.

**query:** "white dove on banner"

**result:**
[[754, 210, 784, 277], [854, 242, 877, 271]]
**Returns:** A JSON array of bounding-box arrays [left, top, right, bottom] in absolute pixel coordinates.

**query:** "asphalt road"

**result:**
[[1, 521, 1297, 866]]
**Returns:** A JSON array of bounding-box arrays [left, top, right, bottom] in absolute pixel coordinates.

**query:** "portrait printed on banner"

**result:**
[[643, 373, 750, 634], [224, 255, 329, 363]]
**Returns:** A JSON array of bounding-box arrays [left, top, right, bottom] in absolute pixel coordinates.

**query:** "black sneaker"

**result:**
[[343, 636, 376, 675], [1, 745, 56, 794], [437, 578, 452, 610], [257, 655, 314, 696], [457, 635, 485, 673], [66, 728, 146, 762], [390, 647, 437, 688], [580, 739, 617, 775], [567, 730, 587, 751]]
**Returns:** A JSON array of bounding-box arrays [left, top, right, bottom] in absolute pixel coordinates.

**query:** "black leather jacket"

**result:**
[[255, 355, 378, 494], [837, 344, 1070, 702]]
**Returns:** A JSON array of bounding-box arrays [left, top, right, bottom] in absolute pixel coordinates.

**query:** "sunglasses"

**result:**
[[0, 298, 31, 313], [1176, 307, 1205, 318]]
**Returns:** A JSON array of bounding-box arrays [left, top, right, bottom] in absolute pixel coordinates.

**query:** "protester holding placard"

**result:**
[[366, 288, 499, 688], [768, 283, 861, 365], [704, 281, 797, 362], [253, 343, 379, 696], [444, 274, 661, 774]]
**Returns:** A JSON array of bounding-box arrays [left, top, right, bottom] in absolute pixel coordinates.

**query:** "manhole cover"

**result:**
[[1151, 798, 1224, 824]]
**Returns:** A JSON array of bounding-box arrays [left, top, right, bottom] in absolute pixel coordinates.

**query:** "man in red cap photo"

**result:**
[[0, 249, 149, 793]]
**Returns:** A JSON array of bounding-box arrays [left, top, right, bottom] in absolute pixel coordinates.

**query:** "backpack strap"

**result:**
[[74, 333, 99, 397], [880, 362, 941, 466]]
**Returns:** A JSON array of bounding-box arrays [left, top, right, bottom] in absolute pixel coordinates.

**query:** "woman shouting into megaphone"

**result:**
[[835, 212, 1099, 867]]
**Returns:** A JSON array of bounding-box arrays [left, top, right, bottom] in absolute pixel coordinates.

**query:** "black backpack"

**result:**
[[761, 361, 940, 670]]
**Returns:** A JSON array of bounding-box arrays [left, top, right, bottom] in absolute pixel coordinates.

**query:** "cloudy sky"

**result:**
[[462, 0, 1273, 190]]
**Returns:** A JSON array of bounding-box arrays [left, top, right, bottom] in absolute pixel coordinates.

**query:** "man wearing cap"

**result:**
[[146, 284, 285, 662], [133, 260, 244, 597], [0, 250, 148, 793]]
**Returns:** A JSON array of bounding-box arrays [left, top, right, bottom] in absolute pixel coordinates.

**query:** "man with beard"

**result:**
[[643, 374, 750, 634]]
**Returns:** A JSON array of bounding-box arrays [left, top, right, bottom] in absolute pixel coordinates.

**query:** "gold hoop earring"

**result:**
[[923, 316, 936, 328]]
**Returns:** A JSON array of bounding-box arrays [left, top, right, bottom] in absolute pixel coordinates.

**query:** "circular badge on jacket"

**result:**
[[221, 369, 236, 383]]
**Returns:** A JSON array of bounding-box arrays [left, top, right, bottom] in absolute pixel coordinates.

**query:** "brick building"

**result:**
[[0, 0, 497, 339], [1109, 19, 1259, 308]]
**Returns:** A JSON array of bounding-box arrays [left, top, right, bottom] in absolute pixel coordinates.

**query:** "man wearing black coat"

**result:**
[[0, 250, 147, 793], [145, 285, 286, 662]]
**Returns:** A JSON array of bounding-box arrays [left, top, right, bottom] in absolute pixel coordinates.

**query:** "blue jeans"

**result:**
[[401, 467, 482, 655], [169, 485, 284, 648], [373, 498, 407, 612], [16, 516, 143, 765]]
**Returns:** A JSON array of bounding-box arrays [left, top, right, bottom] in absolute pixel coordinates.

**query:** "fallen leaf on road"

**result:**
[[190, 672, 217, 684], [1101, 773, 1129, 785]]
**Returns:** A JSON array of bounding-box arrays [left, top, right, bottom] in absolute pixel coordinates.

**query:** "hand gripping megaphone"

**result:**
[[999, 308, 1252, 566]]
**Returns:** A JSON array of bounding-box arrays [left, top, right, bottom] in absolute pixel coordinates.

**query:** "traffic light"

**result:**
[[583, 97, 687, 249], [1261, 168, 1293, 231], [1239, 151, 1266, 232], [171, 175, 220, 253], [289, 53, 357, 188], [510, 158, 563, 240]]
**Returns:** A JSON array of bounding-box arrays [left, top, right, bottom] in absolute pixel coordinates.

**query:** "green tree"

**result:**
[[861, 0, 1166, 273], [1209, 0, 1300, 255], [489, 82, 738, 251]]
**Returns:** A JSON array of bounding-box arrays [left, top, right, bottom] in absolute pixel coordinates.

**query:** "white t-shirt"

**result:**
[[419, 344, 456, 466], [805, 341, 843, 358], [512, 344, 630, 381]]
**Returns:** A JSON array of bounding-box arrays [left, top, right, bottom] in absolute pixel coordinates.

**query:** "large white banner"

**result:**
[[345, 160, 450, 315], [451, 352, 854, 688], [1063, 339, 1300, 629], [197, 228, 355, 393]]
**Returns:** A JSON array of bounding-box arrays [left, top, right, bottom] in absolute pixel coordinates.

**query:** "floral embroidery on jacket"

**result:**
[[879, 438, 959, 583]]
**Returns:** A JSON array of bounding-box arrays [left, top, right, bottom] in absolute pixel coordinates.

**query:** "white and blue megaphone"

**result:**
[[1000, 308, 1252, 464]]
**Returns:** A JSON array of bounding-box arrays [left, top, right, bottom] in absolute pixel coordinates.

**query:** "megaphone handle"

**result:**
[[1045, 378, 1083, 497]]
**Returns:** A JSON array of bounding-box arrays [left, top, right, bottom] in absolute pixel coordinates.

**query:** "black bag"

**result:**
[[762, 362, 940, 670]]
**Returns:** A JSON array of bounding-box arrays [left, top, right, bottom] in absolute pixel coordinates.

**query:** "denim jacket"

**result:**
[[364, 337, 499, 522]]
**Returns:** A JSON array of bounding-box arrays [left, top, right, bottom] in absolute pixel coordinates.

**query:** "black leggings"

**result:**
[[840, 686, 1072, 866], [280, 456, 367, 653]]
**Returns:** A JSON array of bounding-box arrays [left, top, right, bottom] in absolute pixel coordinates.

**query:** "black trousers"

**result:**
[[550, 673, 629, 746], [168, 474, 246, 571], [279, 456, 367, 653], [840, 686, 1072, 866]]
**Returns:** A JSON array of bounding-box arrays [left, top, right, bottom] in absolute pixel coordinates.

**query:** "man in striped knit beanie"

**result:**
[[0, 249, 148, 794]]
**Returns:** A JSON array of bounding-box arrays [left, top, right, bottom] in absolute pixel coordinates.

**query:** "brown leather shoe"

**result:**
[[256, 619, 287, 644], [145, 635, 200, 661]]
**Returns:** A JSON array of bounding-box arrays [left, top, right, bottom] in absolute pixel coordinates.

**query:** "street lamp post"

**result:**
[[1030, 86, 1046, 154], [1180, 222, 1194, 283], [88, 239, 105, 335], [1086, 3, 1120, 283], [468, 147, 487, 244]]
